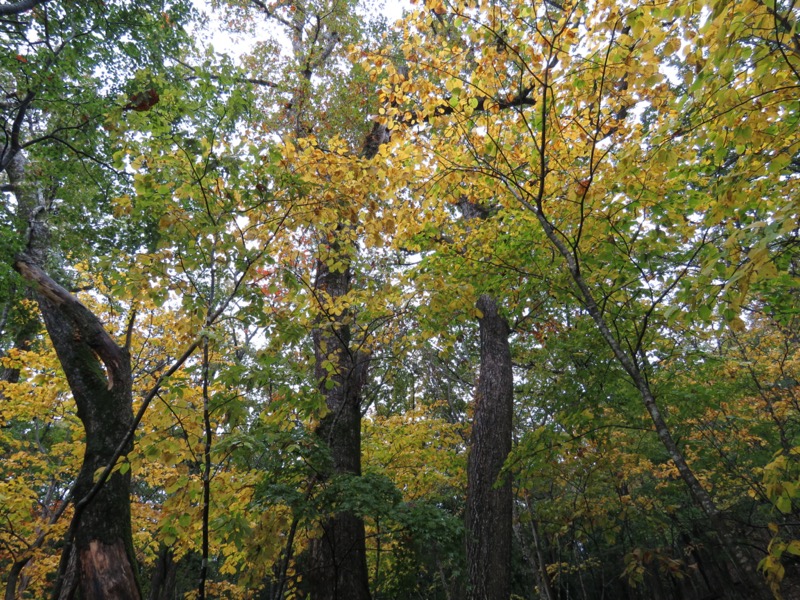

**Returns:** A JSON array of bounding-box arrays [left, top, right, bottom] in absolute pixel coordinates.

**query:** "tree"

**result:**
[[466, 294, 513, 600], [13, 258, 140, 599], [369, 0, 798, 596], [215, 2, 400, 597], [4, 0, 800, 597], [0, 2, 196, 595], [0, 1, 292, 596]]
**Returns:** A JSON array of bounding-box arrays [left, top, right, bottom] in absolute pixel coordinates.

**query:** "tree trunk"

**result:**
[[1, 152, 47, 384], [295, 119, 388, 600], [13, 258, 141, 600], [528, 511, 555, 600], [301, 247, 371, 600], [466, 294, 513, 600], [148, 546, 177, 600]]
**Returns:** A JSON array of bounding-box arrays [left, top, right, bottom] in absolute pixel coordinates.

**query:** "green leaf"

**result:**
[[698, 305, 712, 321]]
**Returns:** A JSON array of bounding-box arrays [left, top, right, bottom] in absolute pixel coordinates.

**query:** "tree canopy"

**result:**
[[0, 0, 799, 598]]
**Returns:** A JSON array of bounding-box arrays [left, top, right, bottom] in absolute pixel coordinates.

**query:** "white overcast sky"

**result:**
[[192, 0, 411, 60]]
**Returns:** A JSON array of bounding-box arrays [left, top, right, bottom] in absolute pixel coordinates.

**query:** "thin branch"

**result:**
[[250, 0, 296, 32], [124, 310, 137, 353], [176, 58, 279, 88], [198, 337, 211, 600]]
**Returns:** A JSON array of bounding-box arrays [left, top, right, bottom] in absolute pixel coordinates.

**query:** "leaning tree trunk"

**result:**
[[466, 294, 514, 600], [302, 246, 371, 600], [527, 200, 771, 600], [13, 257, 141, 600]]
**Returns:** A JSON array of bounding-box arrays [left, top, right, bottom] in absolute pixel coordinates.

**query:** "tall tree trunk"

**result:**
[[302, 246, 371, 600], [13, 258, 141, 600], [466, 294, 513, 600], [5, 151, 140, 599], [296, 123, 389, 600]]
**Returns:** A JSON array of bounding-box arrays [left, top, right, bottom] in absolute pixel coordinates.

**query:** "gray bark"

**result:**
[[466, 294, 514, 600]]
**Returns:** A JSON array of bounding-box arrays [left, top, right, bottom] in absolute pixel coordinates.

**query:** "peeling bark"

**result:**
[[78, 540, 140, 600]]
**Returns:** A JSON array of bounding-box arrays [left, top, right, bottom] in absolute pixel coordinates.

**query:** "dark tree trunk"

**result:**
[[295, 118, 388, 600], [148, 546, 177, 600], [466, 294, 513, 600], [301, 246, 371, 600], [13, 258, 141, 600]]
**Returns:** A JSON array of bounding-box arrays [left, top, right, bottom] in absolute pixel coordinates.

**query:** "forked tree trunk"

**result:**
[[13, 258, 141, 600], [301, 249, 371, 600], [466, 294, 514, 600]]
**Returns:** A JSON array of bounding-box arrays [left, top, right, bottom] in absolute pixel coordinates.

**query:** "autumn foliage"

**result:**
[[1, 0, 800, 598]]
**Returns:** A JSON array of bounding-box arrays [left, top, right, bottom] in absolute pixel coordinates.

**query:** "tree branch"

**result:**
[[0, 91, 35, 173], [13, 255, 127, 385], [0, 0, 47, 17]]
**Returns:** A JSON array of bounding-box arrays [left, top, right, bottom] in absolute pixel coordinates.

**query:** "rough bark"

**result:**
[[13, 257, 141, 600], [301, 249, 371, 600], [292, 78, 388, 598], [466, 294, 514, 600]]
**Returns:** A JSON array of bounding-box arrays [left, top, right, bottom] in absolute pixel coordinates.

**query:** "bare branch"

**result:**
[[176, 58, 279, 88]]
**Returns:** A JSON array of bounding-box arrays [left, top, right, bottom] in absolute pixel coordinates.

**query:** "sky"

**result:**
[[192, 0, 411, 61]]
